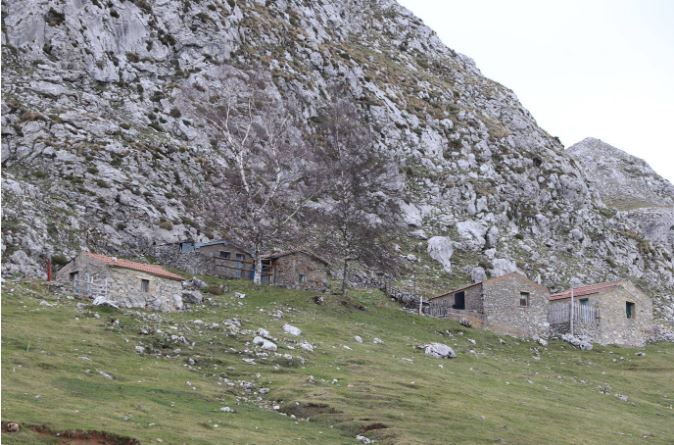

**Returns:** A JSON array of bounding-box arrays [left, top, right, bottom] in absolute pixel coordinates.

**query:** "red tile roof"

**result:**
[[84, 252, 184, 281], [549, 280, 624, 301]]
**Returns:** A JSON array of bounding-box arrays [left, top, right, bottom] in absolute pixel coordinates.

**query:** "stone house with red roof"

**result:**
[[56, 252, 184, 311], [428, 272, 550, 338], [548, 280, 654, 346]]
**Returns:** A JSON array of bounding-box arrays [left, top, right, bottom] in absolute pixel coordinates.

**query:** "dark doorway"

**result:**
[[453, 291, 465, 310]]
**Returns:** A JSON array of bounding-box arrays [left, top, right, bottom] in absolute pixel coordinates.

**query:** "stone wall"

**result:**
[[271, 253, 329, 291], [150, 243, 253, 280], [482, 274, 550, 338], [107, 268, 183, 311], [431, 283, 483, 312], [196, 244, 255, 280], [55, 254, 108, 283], [595, 283, 654, 346]]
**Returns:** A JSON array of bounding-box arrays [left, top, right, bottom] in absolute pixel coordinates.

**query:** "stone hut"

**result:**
[[261, 250, 330, 291], [428, 272, 550, 338], [56, 252, 184, 311], [153, 239, 255, 280], [548, 280, 654, 346]]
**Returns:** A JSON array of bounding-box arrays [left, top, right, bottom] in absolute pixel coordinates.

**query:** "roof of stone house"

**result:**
[[549, 280, 626, 301], [429, 272, 547, 301], [261, 250, 330, 265], [194, 239, 253, 255], [84, 252, 184, 281]]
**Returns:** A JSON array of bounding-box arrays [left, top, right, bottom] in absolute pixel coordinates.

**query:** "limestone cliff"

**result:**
[[568, 137, 674, 248], [1, 0, 673, 324]]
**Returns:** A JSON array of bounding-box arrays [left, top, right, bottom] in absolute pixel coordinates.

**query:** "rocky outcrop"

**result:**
[[1, 0, 672, 323], [568, 137, 674, 248]]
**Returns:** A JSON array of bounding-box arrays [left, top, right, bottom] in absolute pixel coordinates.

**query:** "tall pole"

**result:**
[[570, 285, 575, 337]]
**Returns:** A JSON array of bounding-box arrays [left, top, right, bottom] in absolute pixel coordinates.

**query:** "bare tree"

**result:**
[[311, 86, 406, 294], [181, 68, 317, 284]]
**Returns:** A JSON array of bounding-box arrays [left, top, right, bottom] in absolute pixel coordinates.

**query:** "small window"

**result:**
[[69, 271, 79, 282], [626, 301, 635, 319], [453, 291, 465, 310], [579, 298, 589, 306], [298, 273, 306, 284], [519, 292, 530, 307], [219, 251, 231, 259], [140, 279, 150, 293]]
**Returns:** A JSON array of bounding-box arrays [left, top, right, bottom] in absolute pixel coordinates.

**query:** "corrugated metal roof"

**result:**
[[84, 252, 184, 281], [549, 280, 625, 301]]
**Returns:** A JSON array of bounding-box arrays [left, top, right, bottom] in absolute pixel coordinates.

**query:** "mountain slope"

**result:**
[[1, 0, 673, 319], [3, 278, 674, 444]]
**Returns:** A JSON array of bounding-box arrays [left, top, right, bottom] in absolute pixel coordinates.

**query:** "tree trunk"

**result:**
[[340, 257, 348, 296], [254, 245, 262, 285]]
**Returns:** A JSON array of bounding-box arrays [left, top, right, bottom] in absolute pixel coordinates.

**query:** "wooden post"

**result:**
[[570, 286, 575, 337], [46, 257, 52, 282], [419, 296, 423, 316]]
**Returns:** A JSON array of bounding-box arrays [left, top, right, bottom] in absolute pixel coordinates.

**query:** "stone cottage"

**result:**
[[261, 250, 330, 291], [56, 252, 184, 311], [548, 280, 654, 346], [428, 272, 550, 338], [153, 239, 255, 280]]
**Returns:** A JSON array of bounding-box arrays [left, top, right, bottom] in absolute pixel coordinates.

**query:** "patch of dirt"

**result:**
[[2, 422, 140, 445], [338, 297, 366, 311], [280, 402, 341, 419], [360, 422, 389, 433]]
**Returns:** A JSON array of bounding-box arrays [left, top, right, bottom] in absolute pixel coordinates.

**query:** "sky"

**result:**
[[398, 0, 674, 183]]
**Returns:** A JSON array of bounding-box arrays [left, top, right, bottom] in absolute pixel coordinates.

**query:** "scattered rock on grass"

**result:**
[[220, 406, 234, 413], [356, 434, 373, 444], [372, 337, 384, 344], [4, 422, 20, 433], [283, 323, 301, 336], [257, 328, 274, 340], [561, 333, 593, 350], [354, 335, 363, 343], [299, 341, 314, 352], [98, 370, 114, 380], [181, 290, 204, 305], [182, 278, 207, 289], [423, 343, 456, 359], [92, 296, 119, 309], [253, 336, 277, 351]]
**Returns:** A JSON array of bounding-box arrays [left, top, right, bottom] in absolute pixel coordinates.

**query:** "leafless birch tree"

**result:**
[[181, 69, 317, 284], [311, 85, 405, 294]]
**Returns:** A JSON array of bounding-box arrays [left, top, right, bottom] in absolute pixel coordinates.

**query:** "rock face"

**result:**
[[568, 138, 674, 248], [1, 0, 672, 323]]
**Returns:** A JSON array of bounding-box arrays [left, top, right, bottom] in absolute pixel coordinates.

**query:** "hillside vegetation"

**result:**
[[2, 278, 673, 444]]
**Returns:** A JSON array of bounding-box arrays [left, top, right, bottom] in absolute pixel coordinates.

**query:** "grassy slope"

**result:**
[[2, 278, 674, 445]]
